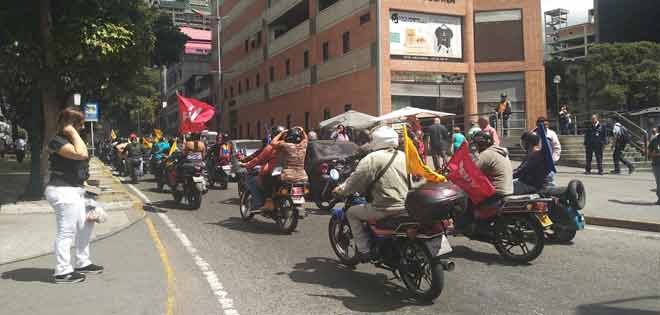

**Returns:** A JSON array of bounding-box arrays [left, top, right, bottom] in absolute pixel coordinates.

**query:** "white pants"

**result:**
[[45, 186, 95, 276], [346, 204, 400, 252]]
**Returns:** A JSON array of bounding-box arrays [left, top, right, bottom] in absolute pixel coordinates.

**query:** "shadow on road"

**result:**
[[210, 217, 293, 235], [284, 257, 429, 312], [450, 245, 530, 267], [146, 199, 193, 211], [1, 268, 54, 284], [576, 296, 660, 315], [217, 197, 240, 205], [608, 199, 657, 206]]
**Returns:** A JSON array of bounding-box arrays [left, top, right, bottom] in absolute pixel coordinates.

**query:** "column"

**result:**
[[463, 0, 478, 131]]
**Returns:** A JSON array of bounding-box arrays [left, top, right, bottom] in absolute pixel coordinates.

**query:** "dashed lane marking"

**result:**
[[128, 184, 240, 315]]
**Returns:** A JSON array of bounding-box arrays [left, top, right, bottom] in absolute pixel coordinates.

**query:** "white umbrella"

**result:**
[[319, 110, 378, 129], [374, 106, 455, 122]]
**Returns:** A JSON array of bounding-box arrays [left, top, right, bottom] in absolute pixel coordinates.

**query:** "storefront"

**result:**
[[390, 71, 465, 115]]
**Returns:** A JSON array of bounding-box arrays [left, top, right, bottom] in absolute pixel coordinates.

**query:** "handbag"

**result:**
[[365, 150, 398, 203]]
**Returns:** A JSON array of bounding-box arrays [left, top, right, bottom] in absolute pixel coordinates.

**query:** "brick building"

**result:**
[[215, 0, 546, 139]]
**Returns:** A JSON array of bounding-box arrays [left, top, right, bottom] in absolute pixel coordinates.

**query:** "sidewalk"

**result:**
[[0, 158, 144, 265]]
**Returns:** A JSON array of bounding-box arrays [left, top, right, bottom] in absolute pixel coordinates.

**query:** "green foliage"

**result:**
[[152, 14, 189, 66], [585, 41, 660, 110]]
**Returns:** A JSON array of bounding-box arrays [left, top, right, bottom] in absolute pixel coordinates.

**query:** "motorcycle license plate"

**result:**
[[222, 165, 231, 171], [192, 176, 205, 183], [292, 196, 305, 204], [426, 235, 452, 257], [537, 213, 553, 228]]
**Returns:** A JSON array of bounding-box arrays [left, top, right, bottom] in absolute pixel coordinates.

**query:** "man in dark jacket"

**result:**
[[427, 118, 450, 170], [611, 122, 635, 174], [513, 132, 551, 194], [584, 115, 607, 175]]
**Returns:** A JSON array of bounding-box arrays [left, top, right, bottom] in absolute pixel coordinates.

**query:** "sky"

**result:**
[[542, 0, 594, 25]]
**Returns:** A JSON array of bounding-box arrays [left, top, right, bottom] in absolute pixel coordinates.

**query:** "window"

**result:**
[[257, 120, 261, 138], [244, 39, 249, 52], [224, 88, 228, 98], [256, 73, 261, 87], [322, 42, 329, 62], [286, 114, 292, 128], [239, 125, 243, 138], [360, 13, 370, 25], [303, 50, 309, 69], [285, 59, 291, 76], [304, 112, 310, 131], [246, 78, 250, 90], [323, 108, 331, 120], [256, 31, 262, 47], [342, 32, 350, 54], [230, 86, 234, 97], [344, 104, 352, 112], [270, 66, 275, 82], [247, 122, 251, 138], [475, 10, 524, 62], [238, 81, 242, 94]]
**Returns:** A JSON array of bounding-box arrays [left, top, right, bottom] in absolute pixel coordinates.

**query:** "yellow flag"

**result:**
[[403, 126, 446, 183], [143, 137, 152, 149], [111, 129, 117, 140], [168, 139, 177, 156]]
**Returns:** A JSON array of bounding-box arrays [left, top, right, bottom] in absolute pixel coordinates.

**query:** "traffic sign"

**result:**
[[85, 102, 99, 122]]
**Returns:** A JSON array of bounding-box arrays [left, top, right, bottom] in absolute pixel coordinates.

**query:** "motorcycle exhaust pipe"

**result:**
[[440, 260, 455, 272]]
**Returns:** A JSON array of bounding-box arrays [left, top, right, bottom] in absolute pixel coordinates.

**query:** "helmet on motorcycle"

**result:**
[[369, 126, 399, 151], [472, 131, 493, 152], [270, 126, 285, 139], [285, 127, 303, 144]]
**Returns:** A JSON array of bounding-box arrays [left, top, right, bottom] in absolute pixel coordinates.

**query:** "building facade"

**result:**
[[217, 0, 545, 139], [155, 0, 212, 30]]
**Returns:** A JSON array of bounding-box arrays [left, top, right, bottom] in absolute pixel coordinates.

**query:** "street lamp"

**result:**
[[553, 75, 562, 131]]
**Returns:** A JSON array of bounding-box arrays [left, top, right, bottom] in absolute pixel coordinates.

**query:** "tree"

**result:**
[[152, 14, 190, 66], [585, 42, 660, 111]]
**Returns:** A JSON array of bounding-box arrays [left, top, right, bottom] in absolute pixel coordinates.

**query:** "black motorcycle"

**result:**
[[126, 156, 143, 183], [169, 158, 207, 210]]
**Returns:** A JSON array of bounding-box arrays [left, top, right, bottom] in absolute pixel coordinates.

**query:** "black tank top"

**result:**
[[48, 135, 90, 187]]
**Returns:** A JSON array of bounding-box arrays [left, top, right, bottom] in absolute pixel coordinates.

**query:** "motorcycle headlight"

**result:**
[[329, 169, 340, 182]]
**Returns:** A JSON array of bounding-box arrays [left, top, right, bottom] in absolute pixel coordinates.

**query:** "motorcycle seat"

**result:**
[[540, 186, 567, 198]]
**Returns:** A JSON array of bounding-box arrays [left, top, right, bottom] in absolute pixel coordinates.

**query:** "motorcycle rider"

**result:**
[[240, 126, 286, 210], [278, 127, 308, 183], [124, 133, 144, 176], [333, 126, 408, 261], [473, 131, 513, 197], [513, 132, 551, 194], [151, 136, 170, 177]]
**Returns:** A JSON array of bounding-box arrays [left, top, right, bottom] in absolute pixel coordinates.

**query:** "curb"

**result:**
[[0, 161, 146, 267], [585, 216, 660, 233]]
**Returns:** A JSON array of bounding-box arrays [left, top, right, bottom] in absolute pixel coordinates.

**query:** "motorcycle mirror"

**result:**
[[329, 169, 340, 182]]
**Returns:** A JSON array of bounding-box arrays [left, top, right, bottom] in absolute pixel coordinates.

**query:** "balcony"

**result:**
[[223, 18, 262, 53], [236, 86, 266, 108], [266, 0, 303, 23], [226, 50, 264, 78], [316, 0, 370, 33], [317, 44, 373, 83], [268, 20, 310, 57], [268, 68, 312, 98]]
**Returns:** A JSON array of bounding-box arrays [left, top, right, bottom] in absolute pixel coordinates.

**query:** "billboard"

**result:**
[[389, 11, 463, 62]]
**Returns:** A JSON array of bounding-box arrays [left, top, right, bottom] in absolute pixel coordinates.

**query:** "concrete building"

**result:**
[[162, 27, 213, 135], [545, 9, 596, 61], [216, 0, 546, 139], [155, 0, 212, 30]]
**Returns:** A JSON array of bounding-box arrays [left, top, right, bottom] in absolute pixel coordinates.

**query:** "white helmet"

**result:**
[[369, 126, 399, 150]]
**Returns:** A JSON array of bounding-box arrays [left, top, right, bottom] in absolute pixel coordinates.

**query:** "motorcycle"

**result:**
[[166, 155, 207, 209], [127, 156, 143, 183], [314, 160, 347, 211], [540, 180, 586, 243], [328, 191, 454, 302], [142, 151, 152, 175], [151, 157, 167, 192], [208, 157, 231, 190], [239, 168, 307, 234]]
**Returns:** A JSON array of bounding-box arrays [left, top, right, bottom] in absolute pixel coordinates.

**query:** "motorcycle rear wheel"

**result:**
[[399, 240, 444, 301], [173, 191, 183, 204], [188, 190, 202, 210], [494, 215, 545, 263], [219, 179, 228, 190], [276, 202, 298, 234], [328, 217, 359, 266]]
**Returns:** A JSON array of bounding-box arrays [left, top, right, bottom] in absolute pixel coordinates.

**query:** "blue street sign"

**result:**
[[85, 102, 99, 122]]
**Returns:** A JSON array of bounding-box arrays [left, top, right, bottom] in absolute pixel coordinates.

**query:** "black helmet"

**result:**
[[472, 131, 493, 149], [285, 128, 303, 144], [520, 131, 540, 151], [270, 126, 285, 139]]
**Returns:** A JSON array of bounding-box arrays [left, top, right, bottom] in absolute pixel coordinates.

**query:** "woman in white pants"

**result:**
[[45, 107, 103, 284]]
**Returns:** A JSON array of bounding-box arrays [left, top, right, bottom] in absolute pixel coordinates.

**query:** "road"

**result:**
[[2, 174, 660, 315]]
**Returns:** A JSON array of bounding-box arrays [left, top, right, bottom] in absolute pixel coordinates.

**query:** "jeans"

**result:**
[[613, 144, 634, 172], [653, 165, 660, 201], [45, 186, 95, 276], [585, 145, 604, 173], [513, 179, 538, 195], [246, 174, 265, 209], [346, 204, 400, 253]]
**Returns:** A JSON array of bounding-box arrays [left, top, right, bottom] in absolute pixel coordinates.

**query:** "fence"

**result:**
[[448, 111, 528, 138]]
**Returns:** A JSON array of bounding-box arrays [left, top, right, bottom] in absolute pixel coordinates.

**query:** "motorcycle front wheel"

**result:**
[[239, 191, 255, 221], [328, 216, 359, 266], [399, 240, 444, 301], [494, 215, 545, 263]]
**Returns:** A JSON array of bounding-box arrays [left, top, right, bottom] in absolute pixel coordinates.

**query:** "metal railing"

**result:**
[[449, 111, 528, 138]]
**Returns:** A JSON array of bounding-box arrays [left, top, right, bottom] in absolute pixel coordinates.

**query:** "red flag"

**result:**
[[446, 142, 496, 204], [177, 93, 216, 133]]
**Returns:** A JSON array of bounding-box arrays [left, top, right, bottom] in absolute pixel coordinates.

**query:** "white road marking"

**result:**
[[586, 226, 660, 238], [128, 184, 241, 315]]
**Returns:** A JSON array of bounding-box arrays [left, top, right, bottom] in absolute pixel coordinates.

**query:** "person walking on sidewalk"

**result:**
[[648, 126, 660, 205], [611, 121, 635, 174], [428, 117, 450, 170], [584, 115, 607, 175], [45, 107, 103, 284]]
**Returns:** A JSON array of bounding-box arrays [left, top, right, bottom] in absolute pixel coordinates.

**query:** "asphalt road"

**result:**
[[2, 174, 659, 315], [133, 175, 660, 315]]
